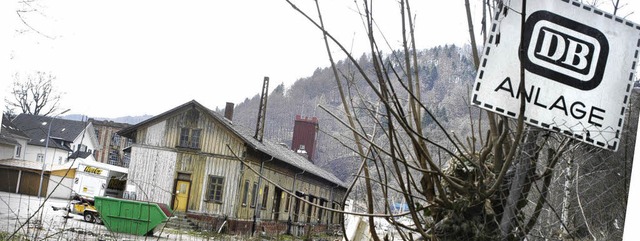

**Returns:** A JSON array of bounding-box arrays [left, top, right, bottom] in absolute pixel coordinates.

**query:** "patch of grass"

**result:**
[[0, 231, 23, 241]]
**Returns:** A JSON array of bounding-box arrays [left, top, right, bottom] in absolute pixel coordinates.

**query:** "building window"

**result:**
[[179, 128, 202, 149], [206, 175, 224, 203], [78, 144, 88, 152], [123, 153, 131, 167], [242, 180, 250, 206], [37, 153, 44, 162], [261, 185, 269, 210], [190, 129, 201, 148], [108, 149, 118, 165], [284, 193, 290, 212], [111, 133, 121, 146], [250, 182, 258, 208], [15, 144, 22, 158]]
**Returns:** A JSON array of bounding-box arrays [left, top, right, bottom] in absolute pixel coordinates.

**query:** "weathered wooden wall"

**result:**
[[234, 157, 345, 225], [128, 146, 177, 204], [129, 106, 246, 213], [126, 103, 346, 226]]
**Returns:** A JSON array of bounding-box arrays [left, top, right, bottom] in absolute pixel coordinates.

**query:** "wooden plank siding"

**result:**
[[127, 105, 247, 213], [127, 146, 177, 204], [120, 101, 347, 230], [233, 157, 344, 225]]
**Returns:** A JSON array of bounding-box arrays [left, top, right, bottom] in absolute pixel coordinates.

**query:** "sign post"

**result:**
[[471, 0, 640, 151]]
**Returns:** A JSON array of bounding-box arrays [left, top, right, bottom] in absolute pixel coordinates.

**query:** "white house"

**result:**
[[12, 113, 100, 166], [0, 114, 103, 199], [0, 115, 30, 160]]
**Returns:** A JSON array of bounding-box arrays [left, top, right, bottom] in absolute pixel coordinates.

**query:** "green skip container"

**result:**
[[94, 196, 173, 236]]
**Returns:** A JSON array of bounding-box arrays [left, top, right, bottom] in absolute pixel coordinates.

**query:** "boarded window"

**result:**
[[242, 180, 250, 206], [206, 175, 224, 202], [261, 185, 269, 210], [306, 196, 315, 223], [284, 193, 290, 212], [250, 182, 258, 208]]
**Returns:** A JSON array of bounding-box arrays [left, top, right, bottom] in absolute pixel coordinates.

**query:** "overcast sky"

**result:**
[[1, 0, 638, 118]]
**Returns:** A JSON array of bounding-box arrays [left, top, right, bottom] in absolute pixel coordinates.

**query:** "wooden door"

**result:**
[[173, 180, 190, 212]]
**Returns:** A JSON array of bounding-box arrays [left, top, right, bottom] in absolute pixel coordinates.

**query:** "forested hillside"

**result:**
[[226, 42, 638, 239], [228, 44, 477, 181]]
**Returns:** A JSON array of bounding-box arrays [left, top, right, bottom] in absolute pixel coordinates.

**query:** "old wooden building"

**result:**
[[118, 100, 347, 235]]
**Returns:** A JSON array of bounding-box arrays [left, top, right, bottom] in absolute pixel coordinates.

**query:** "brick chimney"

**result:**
[[224, 102, 234, 121], [292, 115, 318, 162]]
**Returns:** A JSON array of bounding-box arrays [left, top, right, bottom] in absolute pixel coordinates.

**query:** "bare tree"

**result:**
[[15, 0, 57, 39], [5, 71, 63, 117], [282, 0, 638, 240]]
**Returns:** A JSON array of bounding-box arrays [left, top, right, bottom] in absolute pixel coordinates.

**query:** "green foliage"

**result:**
[[0, 232, 22, 241]]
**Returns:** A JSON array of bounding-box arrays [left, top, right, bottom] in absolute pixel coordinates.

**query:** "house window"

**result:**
[[242, 180, 250, 206], [15, 144, 21, 158], [261, 185, 269, 210], [179, 128, 202, 149], [37, 153, 44, 162], [206, 175, 224, 203], [250, 182, 258, 208], [190, 129, 201, 148], [78, 144, 88, 152]]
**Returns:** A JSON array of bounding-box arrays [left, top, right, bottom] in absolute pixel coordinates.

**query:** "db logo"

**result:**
[[523, 11, 609, 90]]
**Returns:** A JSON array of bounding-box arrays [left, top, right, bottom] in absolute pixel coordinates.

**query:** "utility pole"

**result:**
[[254, 76, 269, 142]]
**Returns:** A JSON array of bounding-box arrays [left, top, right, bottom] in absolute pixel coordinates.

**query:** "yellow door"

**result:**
[[173, 180, 190, 212]]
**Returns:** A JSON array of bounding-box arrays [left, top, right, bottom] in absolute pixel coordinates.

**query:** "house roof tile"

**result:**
[[12, 114, 88, 151]]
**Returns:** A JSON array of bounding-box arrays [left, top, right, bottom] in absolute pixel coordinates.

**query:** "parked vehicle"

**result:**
[[52, 193, 102, 224]]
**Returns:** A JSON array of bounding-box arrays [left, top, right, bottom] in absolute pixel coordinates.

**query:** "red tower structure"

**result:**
[[292, 115, 318, 162]]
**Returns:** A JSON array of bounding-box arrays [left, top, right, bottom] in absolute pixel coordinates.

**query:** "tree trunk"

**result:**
[[560, 154, 573, 239], [499, 129, 539, 239]]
